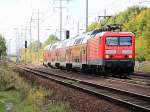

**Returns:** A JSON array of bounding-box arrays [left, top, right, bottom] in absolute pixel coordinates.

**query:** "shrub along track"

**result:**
[[17, 65, 150, 112]]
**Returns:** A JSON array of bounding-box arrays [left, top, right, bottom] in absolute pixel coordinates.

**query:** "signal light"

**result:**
[[66, 30, 70, 39], [25, 41, 27, 48]]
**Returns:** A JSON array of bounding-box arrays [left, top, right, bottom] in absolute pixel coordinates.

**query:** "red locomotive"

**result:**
[[43, 25, 135, 77]]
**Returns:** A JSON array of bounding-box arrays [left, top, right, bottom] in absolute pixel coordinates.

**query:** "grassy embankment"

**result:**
[[135, 61, 150, 72], [0, 61, 71, 112]]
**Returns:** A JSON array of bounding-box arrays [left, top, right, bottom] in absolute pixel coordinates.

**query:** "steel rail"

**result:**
[[42, 66, 150, 87], [26, 66, 150, 99], [19, 66, 150, 112], [133, 72, 150, 79]]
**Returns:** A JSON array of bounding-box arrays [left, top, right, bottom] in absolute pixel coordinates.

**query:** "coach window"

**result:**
[[48, 52, 51, 57], [78, 58, 80, 62], [74, 38, 84, 45], [56, 51, 59, 56], [74, 39, 80, 45], [99, 37, 101, 44], [69, 49, 71, 55], [66, 49, 70, 55], [52, 57, 55, 62], [83, 50, 86, 54], [82, 48, 86, 54]]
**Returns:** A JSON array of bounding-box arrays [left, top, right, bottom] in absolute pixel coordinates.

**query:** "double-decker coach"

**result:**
[[44, 25, 135, 76]]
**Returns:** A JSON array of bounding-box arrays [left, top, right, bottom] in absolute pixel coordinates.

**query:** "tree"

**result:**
[[43, 34, 59, 47], [143, 9, 150, 60], [87, 22, 101, 32], [28, 41, 42, 52], [0, 34, 7, 59], [87, 6, 145, 32]]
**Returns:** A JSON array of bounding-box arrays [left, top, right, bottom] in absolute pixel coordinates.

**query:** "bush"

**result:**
[[136, 55, 146, 62]]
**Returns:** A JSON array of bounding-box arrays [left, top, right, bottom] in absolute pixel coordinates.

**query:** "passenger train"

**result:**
[[43, 25, 135, 77]]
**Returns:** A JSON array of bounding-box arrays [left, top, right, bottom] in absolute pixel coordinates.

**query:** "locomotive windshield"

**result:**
[[106, 37, 118, 45], [120, 37, 131, 45], [106, 36, 132, 46]]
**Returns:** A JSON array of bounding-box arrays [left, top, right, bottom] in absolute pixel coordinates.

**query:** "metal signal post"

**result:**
[[86, 0, 88, 32], [53, 0, 71, 40], [37, 9, 40, 63]]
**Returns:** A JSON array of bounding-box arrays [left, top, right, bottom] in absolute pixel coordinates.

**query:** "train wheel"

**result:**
[[66, 64, 69, 71], [87, 65, 93, 74], [96, 66, 102, 75], [81, 64, 88, 73], [66, 64, 72, 71], [102, 66, 107, 76], [48, 63, 51, 68], [91, 65, 97, 74], [55, 63, 60, 69]]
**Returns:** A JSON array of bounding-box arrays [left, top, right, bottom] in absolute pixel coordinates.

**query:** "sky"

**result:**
[[0, 0, 149, 54]]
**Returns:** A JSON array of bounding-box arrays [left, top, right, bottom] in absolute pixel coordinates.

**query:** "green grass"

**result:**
[[45, 103, 69, 112], [0, 90, 37, 112], [0, 61, 71, 112], [0, 90, 20, 112], [0, 90, 20, 103], [0, 102, 5, 112]]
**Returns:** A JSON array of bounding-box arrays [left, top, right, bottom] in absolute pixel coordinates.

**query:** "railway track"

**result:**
[[130, 72, 150, 86], [133, 72, 150, 79], [18, 65, 150, 112], [34, 65, 150, 87]]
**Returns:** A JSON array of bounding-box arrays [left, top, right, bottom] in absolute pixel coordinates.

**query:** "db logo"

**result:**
[[117, 50, 122, 54]]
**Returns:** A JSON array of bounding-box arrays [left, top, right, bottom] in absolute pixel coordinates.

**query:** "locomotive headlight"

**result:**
[[105, 54, 110, 58], [128, 55, 132, 58]]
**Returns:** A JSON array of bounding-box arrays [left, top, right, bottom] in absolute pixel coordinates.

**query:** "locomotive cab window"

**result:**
[[106, 37, 118, 45], [120, 37, 132, 46], [106, 36, 132, 46]]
